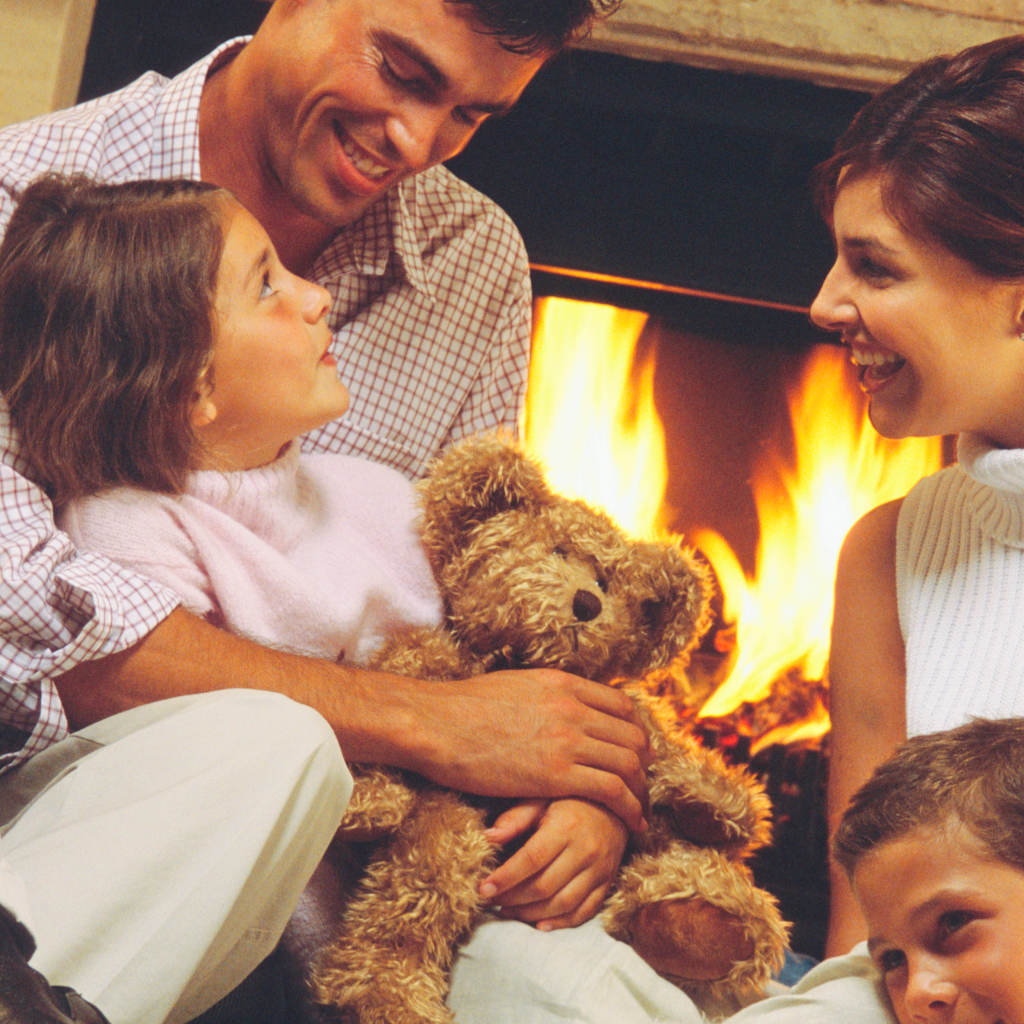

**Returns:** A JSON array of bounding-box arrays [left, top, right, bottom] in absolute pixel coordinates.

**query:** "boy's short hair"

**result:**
[[0, 174, 227, 504], [833, 717, 1024, 878]]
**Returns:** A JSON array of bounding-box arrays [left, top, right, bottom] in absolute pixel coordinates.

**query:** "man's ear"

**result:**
[[190, 372, 217, 430]]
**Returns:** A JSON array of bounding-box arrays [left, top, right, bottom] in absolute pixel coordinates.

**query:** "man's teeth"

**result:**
[[341, 137, 389, 180]]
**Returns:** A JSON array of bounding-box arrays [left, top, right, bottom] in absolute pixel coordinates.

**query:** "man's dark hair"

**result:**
[[449, 0, 621, 55], [0, 173, 227, 504]]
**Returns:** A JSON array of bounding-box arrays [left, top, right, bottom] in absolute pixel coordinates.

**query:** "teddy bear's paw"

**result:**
[[626, 899, 754, 980], [313, 944, 455, 1024], [603, 842, 789, 1005]]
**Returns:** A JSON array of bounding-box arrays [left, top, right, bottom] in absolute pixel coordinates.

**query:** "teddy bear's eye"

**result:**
[[596, 576, 608, 593], [554, 546, 568, 559]]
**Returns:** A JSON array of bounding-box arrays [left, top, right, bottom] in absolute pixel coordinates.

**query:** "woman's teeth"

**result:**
[[340, 137, 389, 180], [849, 344, 906, 381]]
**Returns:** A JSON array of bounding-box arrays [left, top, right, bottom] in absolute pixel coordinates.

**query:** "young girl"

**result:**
[[0, 174, 632, 998], [833, 718, 1024, 1024], [0, 172, 442, 665], [808, 34, 1024, 957]]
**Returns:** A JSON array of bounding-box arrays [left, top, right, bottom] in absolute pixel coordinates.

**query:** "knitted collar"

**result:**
[[957, 432, 1024, 547]]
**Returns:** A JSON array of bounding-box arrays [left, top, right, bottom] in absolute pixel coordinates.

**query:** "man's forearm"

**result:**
[[54, 605, 652, 830], [53, 606, 430, 766]]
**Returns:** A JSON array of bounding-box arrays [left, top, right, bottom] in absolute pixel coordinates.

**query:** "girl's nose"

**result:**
[[809, 261, 858, 334], [302, 280, 331, 323]]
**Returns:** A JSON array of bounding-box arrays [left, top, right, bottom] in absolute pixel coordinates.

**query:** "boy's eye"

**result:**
[[936, 909, 974, 941], [876, 948, 906, 974]]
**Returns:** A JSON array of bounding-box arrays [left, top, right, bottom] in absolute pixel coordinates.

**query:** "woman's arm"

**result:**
[[825, 498, 907, 957]]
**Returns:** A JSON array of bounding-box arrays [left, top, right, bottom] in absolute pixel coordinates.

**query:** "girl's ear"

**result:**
[[190, 371, 217, 430]]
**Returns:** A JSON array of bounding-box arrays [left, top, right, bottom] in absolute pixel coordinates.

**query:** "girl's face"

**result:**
[[809, 172, 1024, 449], [195, 198, 349, 470], [853, 822, 1024, 1024]]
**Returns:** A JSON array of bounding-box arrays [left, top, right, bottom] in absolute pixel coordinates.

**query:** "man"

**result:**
[[0, 2, 647, 1022]]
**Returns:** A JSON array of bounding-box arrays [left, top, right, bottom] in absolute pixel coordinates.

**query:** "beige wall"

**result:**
[[0, 0, 96, 128], [585, 0, 1024, 91]]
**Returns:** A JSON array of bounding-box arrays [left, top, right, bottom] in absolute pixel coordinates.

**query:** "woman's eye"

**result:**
[[855, 256, 895, 283], [259, 274, 274, 300]]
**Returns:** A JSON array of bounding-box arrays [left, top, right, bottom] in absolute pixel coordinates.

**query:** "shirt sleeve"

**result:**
[[0, 415, 181, 772]]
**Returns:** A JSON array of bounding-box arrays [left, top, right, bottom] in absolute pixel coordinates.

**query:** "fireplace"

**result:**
[[79, 4, 948, 960], [444, 52, 950, 959]]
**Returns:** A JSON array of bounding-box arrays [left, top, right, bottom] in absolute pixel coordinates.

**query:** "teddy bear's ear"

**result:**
[[418, 433, 555, 568], [630, 541, 715, 672]]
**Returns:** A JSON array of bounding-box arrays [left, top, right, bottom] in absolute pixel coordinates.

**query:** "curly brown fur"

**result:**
[[312, 435, 787, 1023]]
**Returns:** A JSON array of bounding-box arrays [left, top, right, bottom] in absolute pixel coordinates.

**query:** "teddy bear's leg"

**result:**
[[603, 843, 788, 1005], [312, 790, 496, 1024]]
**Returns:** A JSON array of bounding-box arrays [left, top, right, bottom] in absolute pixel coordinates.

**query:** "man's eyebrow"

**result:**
[[372, 30, 515, 116]]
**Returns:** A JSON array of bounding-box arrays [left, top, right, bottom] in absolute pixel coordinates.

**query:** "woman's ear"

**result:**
[[190, 371, 217, 430]]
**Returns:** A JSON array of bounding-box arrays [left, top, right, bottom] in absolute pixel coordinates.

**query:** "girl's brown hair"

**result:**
[[833, 718, 1024, 878], [813, 34, 1024, 279], [0, 173, 227, 504]]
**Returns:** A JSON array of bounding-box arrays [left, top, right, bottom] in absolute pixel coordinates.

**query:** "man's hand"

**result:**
[[477, 798, 629, 930], [398, 668, 651, 834]]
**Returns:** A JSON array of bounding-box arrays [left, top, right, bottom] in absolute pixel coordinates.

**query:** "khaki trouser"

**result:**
[[0, 690, 352, 1024]]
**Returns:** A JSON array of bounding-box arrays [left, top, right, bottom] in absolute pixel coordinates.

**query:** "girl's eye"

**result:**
[[259, 274, 274, 300]]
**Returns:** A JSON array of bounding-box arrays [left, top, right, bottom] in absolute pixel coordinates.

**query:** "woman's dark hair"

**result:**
[[0, 174, 227, 504], [813, 34, 1024, 279], [833, 718, 1024, 879], [449, 0, 620, 55]]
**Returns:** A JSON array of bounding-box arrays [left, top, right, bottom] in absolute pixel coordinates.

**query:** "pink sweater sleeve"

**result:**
[[57, 490, 217, 621]]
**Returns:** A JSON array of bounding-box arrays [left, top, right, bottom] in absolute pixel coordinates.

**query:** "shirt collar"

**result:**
[[150, 37, 250, 182]]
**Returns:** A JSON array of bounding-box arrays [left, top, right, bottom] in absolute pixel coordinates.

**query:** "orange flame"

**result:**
[[524, 296, 945, 747], [694, 346, 942, 738], [522, 297, 669, 539]]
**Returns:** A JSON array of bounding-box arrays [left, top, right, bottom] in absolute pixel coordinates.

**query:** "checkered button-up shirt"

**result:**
[[0, 40, 532, 772]]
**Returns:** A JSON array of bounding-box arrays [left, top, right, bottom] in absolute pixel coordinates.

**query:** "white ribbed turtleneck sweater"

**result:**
[[897, 432, 1024, 737]]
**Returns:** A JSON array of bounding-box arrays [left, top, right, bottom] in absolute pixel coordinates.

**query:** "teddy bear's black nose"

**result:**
[[573, 589, 602, 622]]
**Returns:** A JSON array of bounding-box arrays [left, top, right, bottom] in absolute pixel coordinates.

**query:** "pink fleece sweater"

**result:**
[[57, 444, 442, 665]]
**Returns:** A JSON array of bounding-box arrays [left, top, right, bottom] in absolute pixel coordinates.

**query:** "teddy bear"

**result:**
[[311, 433, 789, 1024]]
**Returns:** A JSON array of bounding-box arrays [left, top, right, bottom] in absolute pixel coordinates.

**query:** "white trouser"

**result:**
[[448, 918, 893, 1024], [0, 689, 352, 1024]]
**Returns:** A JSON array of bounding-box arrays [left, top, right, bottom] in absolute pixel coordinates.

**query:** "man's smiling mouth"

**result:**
[[334, 123, 390, 181]]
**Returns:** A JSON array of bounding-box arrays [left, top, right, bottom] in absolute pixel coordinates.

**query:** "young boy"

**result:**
[[832, 717, 1024, 1024]]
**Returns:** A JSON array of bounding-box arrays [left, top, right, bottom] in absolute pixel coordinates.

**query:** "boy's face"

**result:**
[[852, 821, 1024, 1024]]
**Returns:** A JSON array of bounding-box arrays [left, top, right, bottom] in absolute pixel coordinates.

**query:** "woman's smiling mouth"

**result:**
[[848, 343, 907, 391]]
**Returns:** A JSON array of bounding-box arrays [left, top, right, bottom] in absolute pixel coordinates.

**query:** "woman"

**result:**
[[808, 34, 1024, 957]]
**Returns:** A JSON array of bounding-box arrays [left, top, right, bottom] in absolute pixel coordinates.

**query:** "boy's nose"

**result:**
[[902, 965, 959, 1022]]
